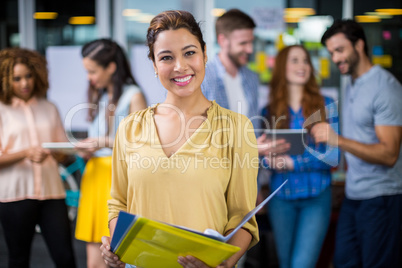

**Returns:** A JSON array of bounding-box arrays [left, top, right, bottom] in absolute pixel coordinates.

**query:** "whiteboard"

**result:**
[[46, 46, 89, 132]]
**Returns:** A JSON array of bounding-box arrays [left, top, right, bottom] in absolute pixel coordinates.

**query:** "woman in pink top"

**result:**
[[0, 48, 76, 268]]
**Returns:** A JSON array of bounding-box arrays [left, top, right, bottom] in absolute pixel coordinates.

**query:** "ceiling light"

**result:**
[[211, 8, 226, 17], [355, 15, 381, 23], [33, 12, 58, 19], [375, 9, 402, 15], [284, 15, 301, 23], [125, 13, 154, 23], [122, 9, 141, 17], [284, 8, 315, 16], [364, 12, 392, 19], [69, 16, 96, 25]]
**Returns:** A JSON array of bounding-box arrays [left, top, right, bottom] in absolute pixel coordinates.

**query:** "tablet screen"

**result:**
[[264, 129, 308, 155]]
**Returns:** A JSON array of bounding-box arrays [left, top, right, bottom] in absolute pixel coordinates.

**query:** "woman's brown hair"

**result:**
[[266, 45, 325, 129], [146, 10, 206, 63], [0, 48, 49, 104]]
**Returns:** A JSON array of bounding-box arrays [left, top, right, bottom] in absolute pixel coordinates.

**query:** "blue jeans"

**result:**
[[268, 187, 331, 268]]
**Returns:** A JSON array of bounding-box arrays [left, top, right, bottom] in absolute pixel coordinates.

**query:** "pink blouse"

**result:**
[[0, 97, 67, 202]]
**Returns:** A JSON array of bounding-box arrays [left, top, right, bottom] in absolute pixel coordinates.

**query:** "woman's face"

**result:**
[[152, 28, 207, 99], [12, 63, 35, 101], [286, 47, 311, 87], [82, 57, 115, 89]]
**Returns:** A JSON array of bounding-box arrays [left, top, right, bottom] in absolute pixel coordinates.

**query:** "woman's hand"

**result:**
[[257, 134, 290, 156], [75, 137, 100, 155], [75, 137, 111, 159], [264, 154, 294, 170], [100, 236, 125, 268], [26, 146, 50, 163], [178, 256, 227, 268]]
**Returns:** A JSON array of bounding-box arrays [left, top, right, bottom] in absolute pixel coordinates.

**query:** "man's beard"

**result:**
[[343, 48, 360, 76], [227, 43, 249, 68], [228, 51, 244, 68]]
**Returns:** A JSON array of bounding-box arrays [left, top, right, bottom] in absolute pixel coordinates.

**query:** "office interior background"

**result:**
[[1, 1, 402, 267]]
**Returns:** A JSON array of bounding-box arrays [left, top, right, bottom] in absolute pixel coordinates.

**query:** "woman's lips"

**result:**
[[172, 75, 193, 86]]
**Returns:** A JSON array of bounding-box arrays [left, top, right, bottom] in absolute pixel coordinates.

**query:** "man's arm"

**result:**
[[311, 123, 402, 167]]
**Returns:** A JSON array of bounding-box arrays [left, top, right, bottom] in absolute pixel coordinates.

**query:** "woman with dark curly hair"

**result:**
[[0, 47, 76, 267]]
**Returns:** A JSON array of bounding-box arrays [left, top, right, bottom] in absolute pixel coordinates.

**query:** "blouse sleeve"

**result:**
[[108, 116, 130, 223], [224, 114, 259, 248]]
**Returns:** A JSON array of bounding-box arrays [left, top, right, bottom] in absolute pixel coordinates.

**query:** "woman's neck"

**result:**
[[162, 91, 211, 117], [287, 84, 303, 112], [106, 84, 114, 100]]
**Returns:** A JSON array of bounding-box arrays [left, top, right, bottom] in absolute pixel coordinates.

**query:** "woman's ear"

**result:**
[[204, 45, 208, 64], [153, 62, 158, 76], [107, 62, 117, 75]]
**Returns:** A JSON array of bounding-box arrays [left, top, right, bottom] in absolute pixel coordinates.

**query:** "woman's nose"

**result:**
[[21, 78, 28, 86], [174, 57, 187, 72]]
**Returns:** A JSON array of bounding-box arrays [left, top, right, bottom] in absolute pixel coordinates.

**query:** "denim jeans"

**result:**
[[267, 187, 331, 268], [334, 194, 402, 268]]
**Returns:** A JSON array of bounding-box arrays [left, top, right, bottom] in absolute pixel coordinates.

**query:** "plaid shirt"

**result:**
[[261, 97, 339, 200], [201, 55, 260, 129]]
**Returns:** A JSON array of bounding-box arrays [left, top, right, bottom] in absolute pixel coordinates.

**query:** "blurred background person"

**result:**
[[314, 19, 402, 268], [201, 9, 288, 156], [202, 9, 257, 121], [201, 9, 289, 267], [0, 47, 76, 268], [74, 38, 147, 268], [261, 45, 339, 268]]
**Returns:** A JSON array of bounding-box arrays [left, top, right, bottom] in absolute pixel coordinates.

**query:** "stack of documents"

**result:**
[[111, 180, 288, 267]]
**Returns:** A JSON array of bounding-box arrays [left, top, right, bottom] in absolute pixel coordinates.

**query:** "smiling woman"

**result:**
[[152, 28, 207, 100], [99, 10, 260, 268]]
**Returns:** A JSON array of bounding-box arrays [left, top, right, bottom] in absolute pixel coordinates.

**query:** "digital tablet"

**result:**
[[42, 142, 77, 155], [264, 129, 308, 155]]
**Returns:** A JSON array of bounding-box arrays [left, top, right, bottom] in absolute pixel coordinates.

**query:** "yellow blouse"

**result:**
[[108, 101, 259, 247]]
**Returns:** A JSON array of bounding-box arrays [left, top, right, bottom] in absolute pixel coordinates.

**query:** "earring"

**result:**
[[154, 71, 158, 78]]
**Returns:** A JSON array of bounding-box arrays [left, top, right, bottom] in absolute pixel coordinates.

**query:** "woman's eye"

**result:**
[[160, 56, 172, 61], [185, 51, 195, 56], [13, 77, 21, 82]]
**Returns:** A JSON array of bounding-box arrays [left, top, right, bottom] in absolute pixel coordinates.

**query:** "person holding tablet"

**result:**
[[74, 39, 147, 268], [260, 45, 339, 268], [0, 48, 76, 267]]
